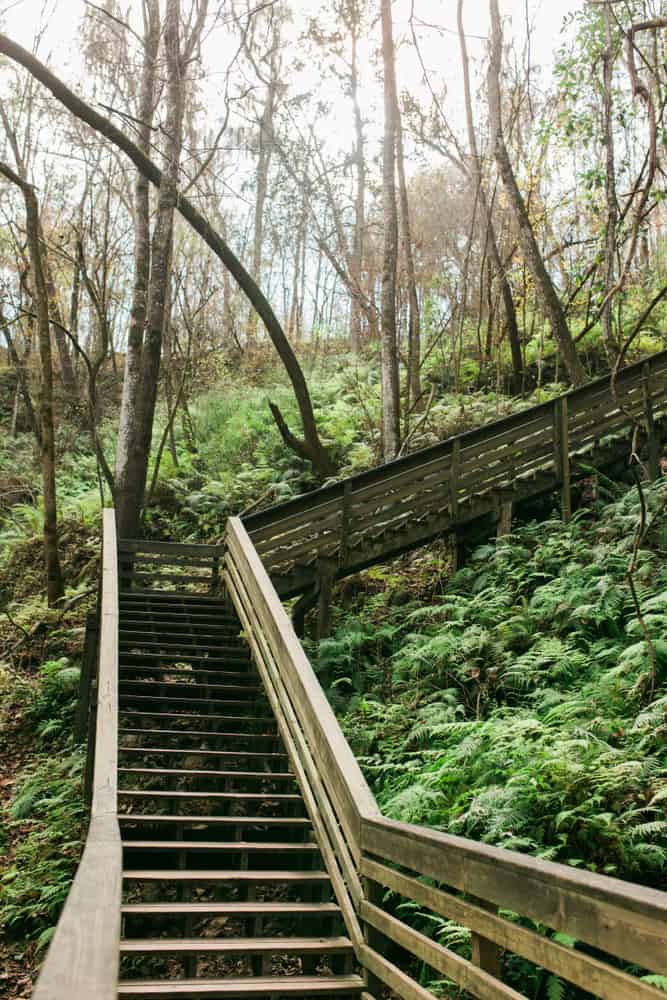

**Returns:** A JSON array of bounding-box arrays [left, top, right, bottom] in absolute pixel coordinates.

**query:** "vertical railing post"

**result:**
[[450, 438, 461, 521], [553, 397, 571, 522], [470, 898, 503, 980], [75, 611, 99, 743], [339, 481, 352, 569], [643, 362, 661, 481]]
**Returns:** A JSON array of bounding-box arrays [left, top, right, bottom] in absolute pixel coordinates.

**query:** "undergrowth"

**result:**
[[320, 478, 667, 885]]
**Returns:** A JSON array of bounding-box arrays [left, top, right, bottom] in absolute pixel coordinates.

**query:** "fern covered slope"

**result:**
[[320, 479, 667, 885]]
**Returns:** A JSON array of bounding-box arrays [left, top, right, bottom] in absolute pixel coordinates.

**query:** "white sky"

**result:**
[[2, 0, 582, 137]]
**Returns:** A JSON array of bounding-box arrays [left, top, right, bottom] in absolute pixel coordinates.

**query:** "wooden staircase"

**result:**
[[114, 589, 363, 998]]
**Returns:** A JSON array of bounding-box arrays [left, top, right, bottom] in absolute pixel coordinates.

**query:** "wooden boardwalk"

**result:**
[[245, 350, 667, 598], [33, 352, 667, 999]]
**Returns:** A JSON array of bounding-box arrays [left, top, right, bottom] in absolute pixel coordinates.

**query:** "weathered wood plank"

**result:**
[[361, 817, 667, 974], [360, 901, 526, 1000], [34, 508, 121, 1000], [362, 858, 666, 1000], [226, 519, 379, 860]]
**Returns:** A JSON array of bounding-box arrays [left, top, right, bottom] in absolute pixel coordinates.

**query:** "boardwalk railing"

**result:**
[[33, 509, 121, 1000], [245, 350, 667, 597], [225, 516, 667, 1000]]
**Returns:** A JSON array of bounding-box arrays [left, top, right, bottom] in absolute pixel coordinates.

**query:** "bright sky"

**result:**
[[2, 0, 582, 140]]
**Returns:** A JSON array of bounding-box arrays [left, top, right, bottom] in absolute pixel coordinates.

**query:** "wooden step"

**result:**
[[120, 936, 352, 956], [121, 902, 340, 917], [120, 640, 244, 655], [119, 680, 259, 697], [119, 696, 266, 712], [118, 790, 301, 803], [117, 975, 364, 997], [120, 611, 241, 628], [119, 768, 292, 781], [123, 870, 329, 885], [118, 733, 281, 748], [119, 667, 253, 681], [120, 629, 245, 646], [119, 815, 311, 829], [122, 844, 319, 860], [119, 712, 276, 729], [119, 591, 229, 605], [119, 747, 287, 763], [120, 653, 247, 666]]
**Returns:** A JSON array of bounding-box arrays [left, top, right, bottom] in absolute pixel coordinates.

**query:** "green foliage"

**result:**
[[0, 753, 84, 941], [332, 478, 667, 885]]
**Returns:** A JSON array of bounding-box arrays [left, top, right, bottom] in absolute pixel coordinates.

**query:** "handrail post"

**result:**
[[75, 611, 99, 744], [643, 362, 661, 481], [449, 438, 461, 520], [553, 397, 571, 522], [470, 898, 503, 981]]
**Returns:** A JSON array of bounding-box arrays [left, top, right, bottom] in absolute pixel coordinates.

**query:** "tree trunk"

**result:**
[[458, 0, 522, 389], [395, 109, 421, 415], [602, 5, 619, 364], [0, 161, 63, 604], [487, 0, 584, 386], [247, 27, 279, 344], [350, 23, 366, 353], [0, 311, 41, 445], [380, 0, 401, 460], [114, 0, 160, 539]]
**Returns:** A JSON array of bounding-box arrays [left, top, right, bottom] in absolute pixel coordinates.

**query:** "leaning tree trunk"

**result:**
[[458, 0, 522, 390], [0, 161, 63, 604], [380, 0, 401, 460], [0, 31, 336, 484], [487, 0, 585, 386]]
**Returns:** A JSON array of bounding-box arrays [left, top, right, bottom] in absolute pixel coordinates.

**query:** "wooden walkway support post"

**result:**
[[316, 557, 337, 643], [643, 363, 661, 481], [495, 489, 513, 539], [75, 611, 99, 743], [449, 438, 461, 519], [553, 396, 571, 522]]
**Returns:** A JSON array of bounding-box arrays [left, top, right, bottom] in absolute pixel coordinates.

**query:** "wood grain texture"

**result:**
[[362, 817, 667, 974], [34, 509, 121, 1000]]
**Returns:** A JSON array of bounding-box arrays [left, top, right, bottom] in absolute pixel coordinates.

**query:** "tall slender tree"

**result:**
[[380, 0, 401, 459]]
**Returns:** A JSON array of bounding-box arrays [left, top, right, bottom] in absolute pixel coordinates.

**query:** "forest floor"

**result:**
[[0, 700, 37, 999]]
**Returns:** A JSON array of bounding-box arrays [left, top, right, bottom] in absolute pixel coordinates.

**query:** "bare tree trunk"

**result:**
[[395, 111, 421, 414], [0, 161, 63, 604], [602, 4, 619, 364], [380, 0, 401, 460], [247, 24, 280, 344], [458, 0, 522, 390], [350, 21, 366, 353], [114, 0, 160, 539], [487, 0, 584, 385], [0, 309, 41, 445]]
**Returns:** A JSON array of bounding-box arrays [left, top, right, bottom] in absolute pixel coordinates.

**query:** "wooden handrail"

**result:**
[[225, 517, 378, 862], [224, 517, 667, 1000], [33, 509, 121, 1000], [245, 349, 667, 596]]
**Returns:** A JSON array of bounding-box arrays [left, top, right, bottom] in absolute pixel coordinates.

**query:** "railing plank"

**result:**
[[360, 901, 527, 1000], [362, 817, 667, 974], [34, 508, 120, 1000], [225, 518, 379, 861], [362, 857, 666, 1000]]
